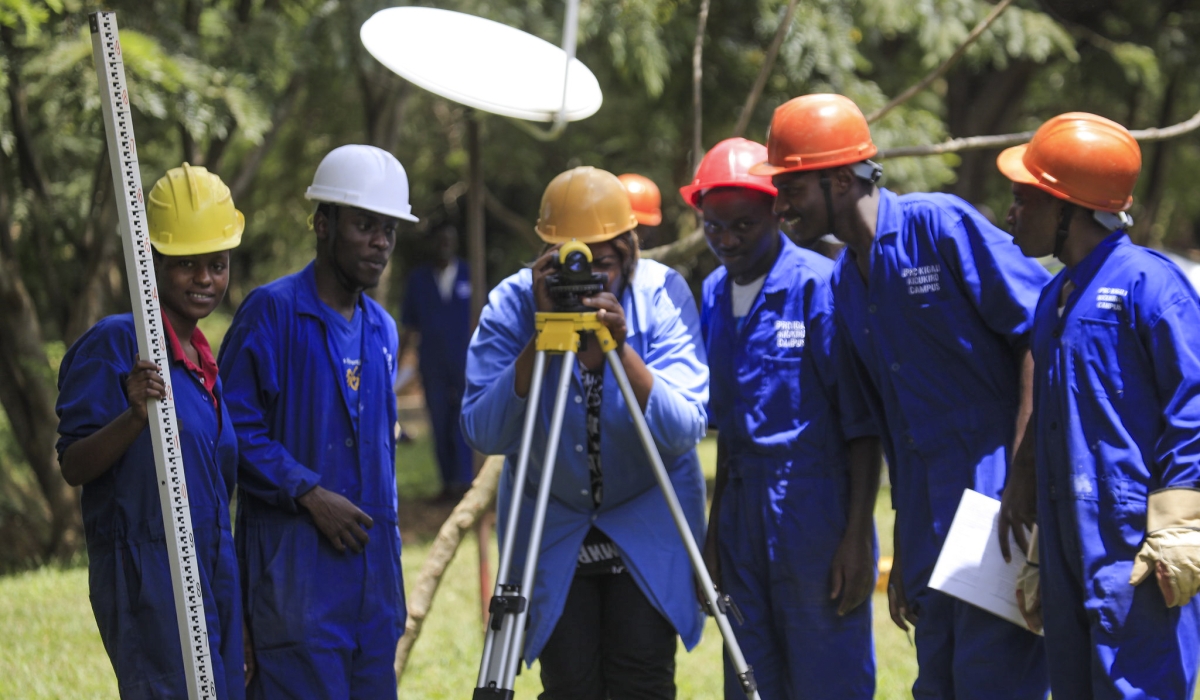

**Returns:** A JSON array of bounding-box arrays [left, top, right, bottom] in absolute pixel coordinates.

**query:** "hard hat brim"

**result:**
[[633, 210, 662, 227], [996, 145, 1038, 186], [679, 181, 779, 209], [305, 187, 420, 223], [748, 161, 791, 177], [996, 143, 1133, 213]]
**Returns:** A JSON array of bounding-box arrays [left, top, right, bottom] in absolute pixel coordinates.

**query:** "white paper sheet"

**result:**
[[928, 489, 1042, 634]]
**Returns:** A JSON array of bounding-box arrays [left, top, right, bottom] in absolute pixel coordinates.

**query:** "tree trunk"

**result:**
[[0, 256, 82, 558], [945, 61, 1036, 205]]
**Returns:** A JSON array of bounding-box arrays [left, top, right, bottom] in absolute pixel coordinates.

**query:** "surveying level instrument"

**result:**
[[89, 12, 217, 700], [474, 242, 760, 699]]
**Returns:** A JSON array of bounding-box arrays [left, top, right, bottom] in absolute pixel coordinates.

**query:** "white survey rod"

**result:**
[[89, 12, 216, 700]]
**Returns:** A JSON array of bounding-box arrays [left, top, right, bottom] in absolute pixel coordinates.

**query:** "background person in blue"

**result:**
[[461, 166, 709, 699], [692, 136, 881, 700], [399, 222, 474, 501], [999, 112, 1200, 699], [56, 163, 247, 699], [753, 93, 1051, 699], [218, 144, 413, 699]]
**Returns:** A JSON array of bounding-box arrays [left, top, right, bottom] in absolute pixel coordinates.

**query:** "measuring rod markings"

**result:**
[[89, 12, 216, 700]]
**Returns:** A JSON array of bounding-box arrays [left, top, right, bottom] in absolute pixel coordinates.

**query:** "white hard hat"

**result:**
[[305, 144, 419, 222]]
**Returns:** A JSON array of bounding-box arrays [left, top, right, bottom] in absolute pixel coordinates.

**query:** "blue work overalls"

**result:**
[[218, 262, 405, 700], [402, 259, 474, 488], [56, 314, 244, 700], [461, 259, 709, 664], [1031, 231, 1200, 699], [831, 189, 1051, 699], [702, 233, 876, 700]]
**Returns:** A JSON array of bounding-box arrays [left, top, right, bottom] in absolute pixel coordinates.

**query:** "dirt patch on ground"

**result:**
[[398, 497, 468, 545]]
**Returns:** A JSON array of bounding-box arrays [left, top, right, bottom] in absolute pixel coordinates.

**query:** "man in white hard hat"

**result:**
[[219, 145, 415, 698]]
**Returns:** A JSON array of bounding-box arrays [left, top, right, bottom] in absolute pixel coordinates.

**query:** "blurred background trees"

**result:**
[[1, 0, 1197, 570]]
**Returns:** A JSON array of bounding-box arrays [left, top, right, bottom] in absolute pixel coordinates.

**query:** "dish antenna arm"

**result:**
[[511, 0, 580, 142]]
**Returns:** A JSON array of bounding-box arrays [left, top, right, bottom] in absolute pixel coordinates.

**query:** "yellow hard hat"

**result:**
[[535, 166, 639, 244], [147, 163, 244, 256]]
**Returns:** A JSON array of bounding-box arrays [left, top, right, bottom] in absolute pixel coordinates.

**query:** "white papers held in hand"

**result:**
[[928, 489, 1042, 635]]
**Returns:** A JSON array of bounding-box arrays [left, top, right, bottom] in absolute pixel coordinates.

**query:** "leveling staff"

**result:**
[[56, 164, 247, 699], [462, 166, 709, 699]]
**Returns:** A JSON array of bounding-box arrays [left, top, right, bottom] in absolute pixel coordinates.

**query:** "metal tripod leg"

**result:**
[[475, 350, 577, 699], [605, 350, 761, 700]]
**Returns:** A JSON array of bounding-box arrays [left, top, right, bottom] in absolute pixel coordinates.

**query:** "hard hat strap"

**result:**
[[1054, 203, 1076, 259], [819, 172, 837, 237]]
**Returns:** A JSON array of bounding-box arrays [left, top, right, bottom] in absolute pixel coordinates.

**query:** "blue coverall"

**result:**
[[461, 259, 709, 664], [831, 189, 1051, 699], [402, 259, 474, 488], [218, 262, 405, 699], [56, 314, 244, 700], [702, 233, 876, 700], [1031, 230, 1200, 699]]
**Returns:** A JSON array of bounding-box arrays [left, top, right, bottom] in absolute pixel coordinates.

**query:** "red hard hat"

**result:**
[[997, 112, 1140, 212], [617, 173, 663, 226], [750, 94, 877, 177], [679, 138, 778, 208]]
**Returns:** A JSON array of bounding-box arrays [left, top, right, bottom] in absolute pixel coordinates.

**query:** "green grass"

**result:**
[[0, 434, 923, 698]]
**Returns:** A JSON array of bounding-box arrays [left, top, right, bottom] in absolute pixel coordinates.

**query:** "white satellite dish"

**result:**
[[360, 6, 602, 123]]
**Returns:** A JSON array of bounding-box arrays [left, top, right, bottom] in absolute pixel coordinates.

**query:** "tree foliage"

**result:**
[[0, 0, 1197, 569]]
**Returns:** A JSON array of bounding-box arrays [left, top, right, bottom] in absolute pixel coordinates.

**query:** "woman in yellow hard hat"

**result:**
[[56, 163, 249, 698], [462, 166, 709, 698]]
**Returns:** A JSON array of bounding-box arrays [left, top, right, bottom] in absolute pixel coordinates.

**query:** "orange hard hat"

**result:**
[[536, 167, 639, 244], [750, 94, 877, 177], [617, 173, 662, 226], [679, 138, 778, 208], [997, 112, 1140, 212]]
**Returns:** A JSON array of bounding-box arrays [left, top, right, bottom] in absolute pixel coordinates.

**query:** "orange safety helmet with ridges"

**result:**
[[679, 138, 778, 209], [147, 163, 244, 256], [536, 167, 639, 244], [749, 94, 877, 177], [996, 112, 1141, 213], [617, 173, 663, 227]]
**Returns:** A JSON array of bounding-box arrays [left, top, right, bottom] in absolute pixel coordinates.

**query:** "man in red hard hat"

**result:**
[[755, 94, 1051, 698], [692, 136, 881, 699], [999, 112, 1200, 698]]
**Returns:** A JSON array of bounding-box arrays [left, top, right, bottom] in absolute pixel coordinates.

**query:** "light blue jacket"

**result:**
[[462, 258, 709, 662]]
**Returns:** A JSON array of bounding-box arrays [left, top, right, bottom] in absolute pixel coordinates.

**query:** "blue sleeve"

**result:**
[[635, 269, 710, 457], [55, 322, 135, 457], [1144, 284, 1200, 489], [460, 273, 535, 457], [810, 280, 877, 442], [934, 201, 1050, 349], [699, 273, 719, 432], [218, 295, 321, 511]]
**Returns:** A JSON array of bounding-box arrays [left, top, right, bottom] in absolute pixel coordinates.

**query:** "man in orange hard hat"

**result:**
[[691, 137, 881, 699], [755, 94, 1051, 698], [999, 112, 1200, 698], [618, 173, 667, 248]]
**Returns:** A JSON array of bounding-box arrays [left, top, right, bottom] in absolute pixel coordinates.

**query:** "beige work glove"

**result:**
[[1015, 524, 1042, 633], [1129, 488, 1200, 608]]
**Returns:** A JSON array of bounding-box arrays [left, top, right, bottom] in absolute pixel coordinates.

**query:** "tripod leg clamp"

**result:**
[[487, 593, 528, 631], [738, 667, 758, 695], [708, 592, 745, 626]]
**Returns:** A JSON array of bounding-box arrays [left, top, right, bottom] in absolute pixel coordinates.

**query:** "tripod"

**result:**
[[474, 310, 760, 699]]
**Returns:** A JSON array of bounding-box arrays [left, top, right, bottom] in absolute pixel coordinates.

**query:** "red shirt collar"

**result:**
[[162, 310, 219, 398]]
